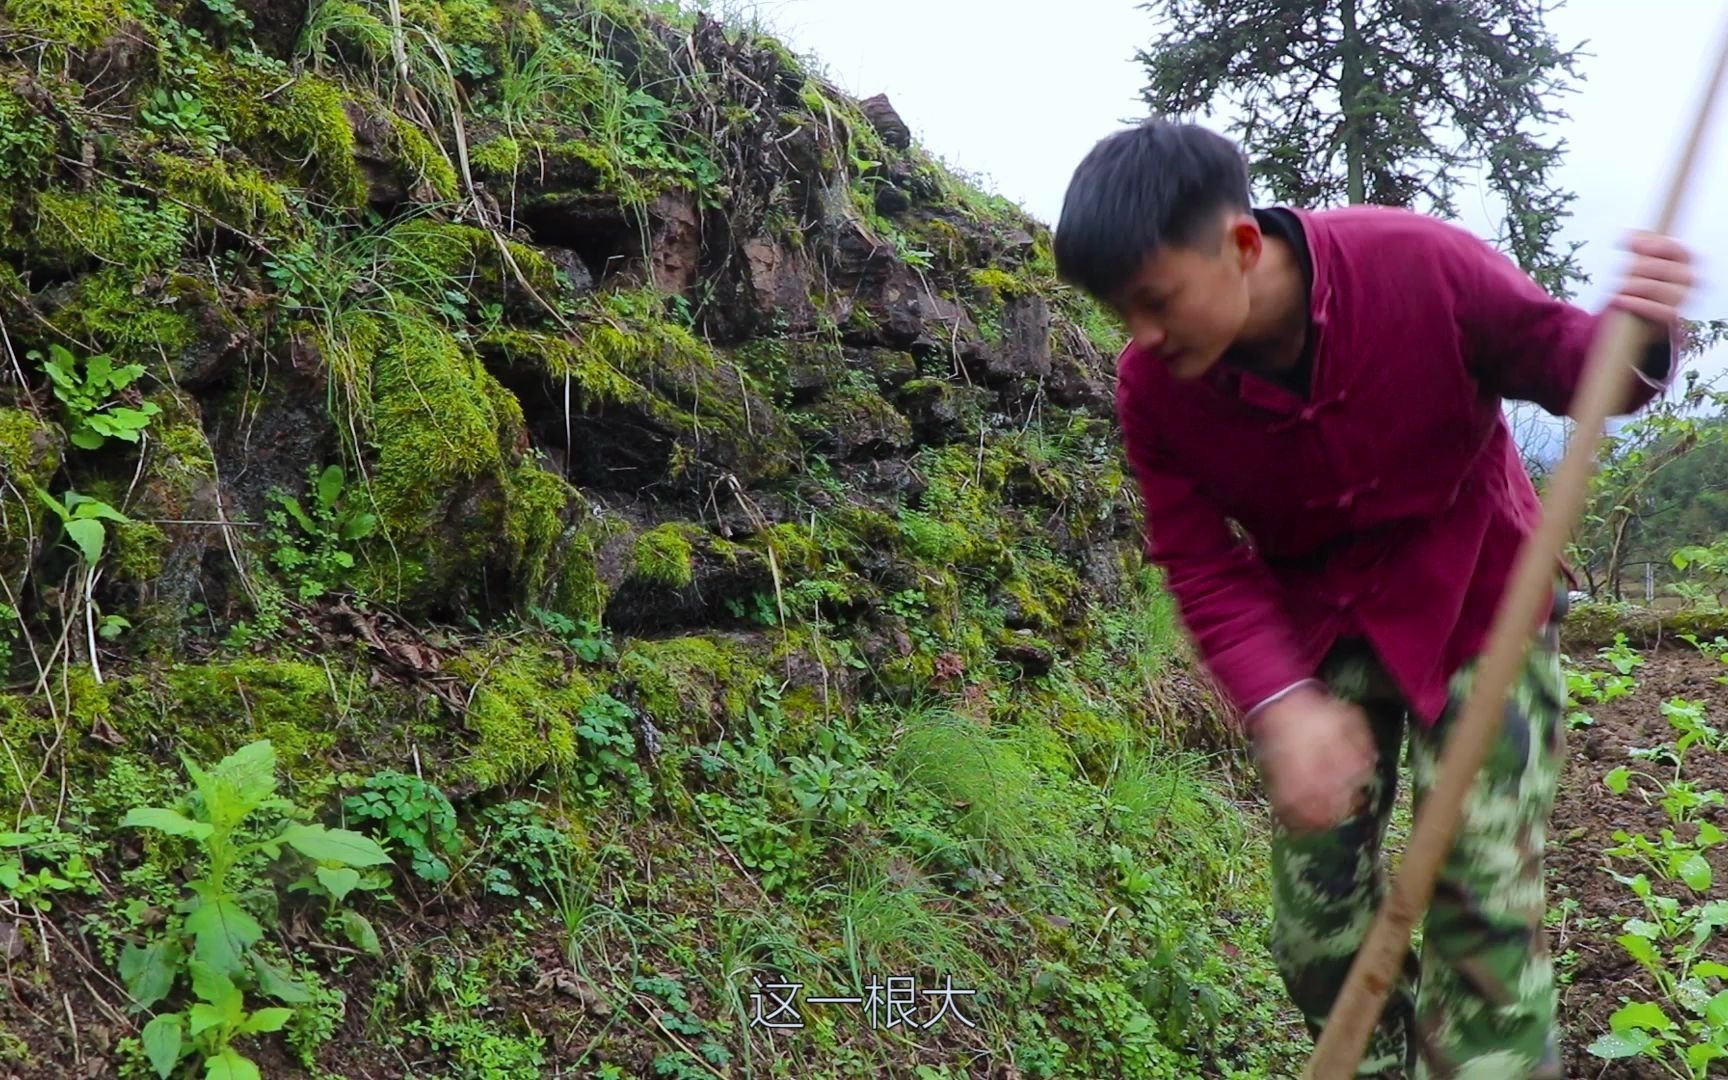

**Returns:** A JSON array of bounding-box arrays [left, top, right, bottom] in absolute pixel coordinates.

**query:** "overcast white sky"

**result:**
[[711, 0, 1728, 387]]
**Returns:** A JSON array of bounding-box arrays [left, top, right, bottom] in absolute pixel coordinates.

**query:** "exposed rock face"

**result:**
[[648, 192, 701, 293], [0, 8, 1269, 1077], [739, 236, 819, 330], [985, 293, 1054, 382], [861, 93, 913, 149], [0, 0, 1131, 706]]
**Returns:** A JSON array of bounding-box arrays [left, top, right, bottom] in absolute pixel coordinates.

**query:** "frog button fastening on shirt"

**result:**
[[1268, 392, 1347, 432]]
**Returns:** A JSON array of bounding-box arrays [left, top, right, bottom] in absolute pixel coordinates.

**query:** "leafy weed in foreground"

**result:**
[[119, 740, 392, 1080]]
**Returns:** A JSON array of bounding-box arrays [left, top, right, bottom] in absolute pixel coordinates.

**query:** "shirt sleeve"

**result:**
[[1116, 359, 1314, 733], [1442, 223, 1682, 416], [1636, 338, 1674, 388]]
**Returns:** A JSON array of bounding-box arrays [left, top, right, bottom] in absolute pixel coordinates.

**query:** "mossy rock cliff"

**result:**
[[0, 2, 1304, 1077]]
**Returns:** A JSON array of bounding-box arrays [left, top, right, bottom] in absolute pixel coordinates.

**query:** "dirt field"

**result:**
[[1550, 642, 1728, 1078]]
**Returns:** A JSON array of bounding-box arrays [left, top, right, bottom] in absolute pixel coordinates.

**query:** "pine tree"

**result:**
[[1137, 0, 1589, 297]]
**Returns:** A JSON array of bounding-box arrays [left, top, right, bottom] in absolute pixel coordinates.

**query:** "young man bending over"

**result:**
[[1053, 118, 1694, 1077]]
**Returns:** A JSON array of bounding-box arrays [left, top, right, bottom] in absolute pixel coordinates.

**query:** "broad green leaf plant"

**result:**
[[264, 464, 378, 601], [121, 740, 391, 1079], [35, 489, 134, 679], [37, 343, 160, 450]]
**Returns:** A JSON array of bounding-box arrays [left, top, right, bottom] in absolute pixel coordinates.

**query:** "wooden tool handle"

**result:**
[[1302, 17, 1728, 1079]]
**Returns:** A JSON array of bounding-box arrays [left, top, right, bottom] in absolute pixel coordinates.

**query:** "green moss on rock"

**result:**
[[105, 658, 346, 787], [0, 695, 39, 805], [893, 375, 987, 444], [339, 316, 594, 614], [970, 267, 1028, 302], [478, 329, 641, 408], [147, 393, 218, 478], [401, 0, 508, 46], [202, 62, 368, 207], [754, 522, 820, 575], [541, 137, 627, 192], [3, 0, 128, 50], [0, 407, 64, 590], [774, 683, 829, 742], [0, 407, 62, 490], [0, 85, 57, 251], [581, 316, 709, 385], [503, 457, 574, 602], [447, 648, 596, 788], [486, 305, 796, 488], [109, 519, 169, 582], [752, 34, 807, 84], [153, 152, 293, 236], [125, 390, 218, 525], [301, 0, 394, 65], [1560, 602, 1728, 651], [796, 379, 912, 456], [631, 523, 696, 587], [550, 506, 629, 623], [617, 633, 763, 736], [42, 268, 199, 363], [387, 115, 460, 202], [1000, 557, 1081, 633], [29, 183, 191, 273], [384, 219, 558, 310], [894, 443, 1019, 572], [0, 671, 122, 807], [105, 391, 219, 650], [372, 318, 515, 519], [438, 0, 506, 49], [1033, 672, 1135, 776], [469, 135, 523, 178], [361, 315, 521, 599], [827, 505, 900, 555], [587, 310, 795, 484], [877, 648, 937, 696]]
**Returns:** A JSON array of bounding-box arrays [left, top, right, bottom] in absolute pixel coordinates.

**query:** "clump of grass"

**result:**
[[884, 700, 1046, 869], [1103, 742, 1250, 894], [823, 852, 986, 991]]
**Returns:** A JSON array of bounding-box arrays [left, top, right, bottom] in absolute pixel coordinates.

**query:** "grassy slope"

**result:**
[[0, 0, 1309, 1076]]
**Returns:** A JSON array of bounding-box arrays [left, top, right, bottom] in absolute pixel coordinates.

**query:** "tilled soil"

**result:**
[[1550, 645, 1728, 1078]]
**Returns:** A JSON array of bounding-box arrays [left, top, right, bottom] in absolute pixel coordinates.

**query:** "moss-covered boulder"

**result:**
[[603, 519, 780, 634], [1561, 601, 1728, 651], [893, 376, 989, 445], [150, 151, 295, 241], [349, 314, 593, 616], [0, 2, 1241, 1073], [112, 657, 347, 774], [445, 645, 600, 789], [381, 219, 562, 318], [346, 99, 462, 210], [479, 301, 799, 494], [617, 631, 765, 742], [792, 377, 914, 460], [0, 0, 145, 84], [104, 389, 220, 653], [0, 405, 63, 603], [199, 59, 369, 208], [0, 653, 414, 804]]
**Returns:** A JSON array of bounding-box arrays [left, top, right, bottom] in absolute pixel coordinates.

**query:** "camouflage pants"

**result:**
[[1266, 618, 1566, 1079]]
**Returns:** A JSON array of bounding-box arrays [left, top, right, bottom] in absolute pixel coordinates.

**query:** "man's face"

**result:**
[[1109, 214, 1261, 381]]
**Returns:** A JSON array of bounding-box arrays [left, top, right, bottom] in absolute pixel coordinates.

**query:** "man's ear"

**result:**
[[1225, 213, 1263, 270]]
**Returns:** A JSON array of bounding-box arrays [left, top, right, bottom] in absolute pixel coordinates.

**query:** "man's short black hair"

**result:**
[[1054, 118, 1252, 303]]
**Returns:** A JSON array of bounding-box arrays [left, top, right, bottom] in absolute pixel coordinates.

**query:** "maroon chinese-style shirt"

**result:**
[[1114, 204, 1677, 732]]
